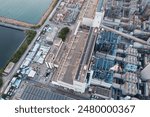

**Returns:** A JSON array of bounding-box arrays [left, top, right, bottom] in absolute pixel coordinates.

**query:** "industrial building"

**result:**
[[45, 26, 58, 44], [4, 62, 15, 75], [87, 26, 149, 99], [50, 0, 150, 100], [82, 0, 104, 27], [52, 0, 84, 24], [20, 85, 73, 100], [52, 28, 91, 93], [4, 0, 150, 100]]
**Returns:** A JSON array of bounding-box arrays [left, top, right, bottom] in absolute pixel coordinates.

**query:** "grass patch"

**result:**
[[31, 25, 41, 29]]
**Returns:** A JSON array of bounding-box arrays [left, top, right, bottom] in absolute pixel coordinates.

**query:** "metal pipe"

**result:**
[[100, 25, 150, 46]]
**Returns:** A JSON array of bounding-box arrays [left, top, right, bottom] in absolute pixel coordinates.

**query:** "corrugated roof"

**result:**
[[21, 85, 73, 100]]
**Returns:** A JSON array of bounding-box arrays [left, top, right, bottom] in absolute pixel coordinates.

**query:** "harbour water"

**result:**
[[0, 0, 52, 24], [0, 26, 25, 68]]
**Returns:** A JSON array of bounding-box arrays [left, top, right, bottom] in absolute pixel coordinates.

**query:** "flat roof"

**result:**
[[28, 70, 36, 78], [4, 62, 15, 74], [141, 63, 150, 81], [95, 86, 111, 98], [20, 85, 73, 100], [124, 72, 138, 83], [123, 82, 138, 95], [84, 0, 99, 19], [61, 30, 89, 84], [54, 29, 89, 85]]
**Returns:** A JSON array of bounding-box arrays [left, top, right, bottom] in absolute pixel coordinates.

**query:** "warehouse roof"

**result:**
[[20, 85, 73, 100], [4, 62, 15, 74]]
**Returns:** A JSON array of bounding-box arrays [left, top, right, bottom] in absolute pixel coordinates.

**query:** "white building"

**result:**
[[4, 62, 15, 74], [82, 0, 104, 28], [141, 63, 150, 81], [52, 30, 90, 93]]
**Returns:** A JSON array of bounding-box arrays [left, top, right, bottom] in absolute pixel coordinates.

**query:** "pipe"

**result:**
[[100, 25, 150, 46]]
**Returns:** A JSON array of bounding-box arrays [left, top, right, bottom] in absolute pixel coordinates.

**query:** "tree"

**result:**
[[0, 78, 3, 88], [58, 27, 70, 41]]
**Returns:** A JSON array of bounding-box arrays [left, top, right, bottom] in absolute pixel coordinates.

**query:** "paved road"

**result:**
[[1, 0, 62, 94]]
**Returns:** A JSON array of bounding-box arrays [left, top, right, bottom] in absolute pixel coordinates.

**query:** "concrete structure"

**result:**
[[12, 79, 22, 89], [121, 82, 138, 96], [93, 0, 105, 27], [101, 25, 149, 45], [141, 63, 150, 81], [142, 1, 150, 17], [82, 0, 104, 27], [4, 62, 15, 74], [46, 26, 58, 44], [52, 28, 91, 93], [33, 45, 50, 64], [28, 70, 36, 78], [20, 85, 73, 100], [92, 86, 111, 100]]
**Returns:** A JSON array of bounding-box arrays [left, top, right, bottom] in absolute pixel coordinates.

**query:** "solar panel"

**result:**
[[21, 85, 73, 100]]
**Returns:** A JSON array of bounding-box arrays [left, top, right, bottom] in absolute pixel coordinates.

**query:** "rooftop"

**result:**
[[4, 62, 15, 74], [55, 29, 89, 85], [84, 0, 99, 19], [20, 85, 73, 100], [95, 86, 111, 98], [141, 63, 150, 81], [62, 30, 89, 84], [122, 82, 138, 95]]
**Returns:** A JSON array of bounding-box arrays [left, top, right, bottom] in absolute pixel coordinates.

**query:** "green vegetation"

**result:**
[[0, 68, 4, 75], [0, 68, 4, 87], [0, 30, 36, 82], [0, 77, 3, 88], [1, 94, 7, 99], [58, 27, 70, 41], [31, 25, 41, 29], [0, 30, 36, 78], [11, 30, 36, 63]]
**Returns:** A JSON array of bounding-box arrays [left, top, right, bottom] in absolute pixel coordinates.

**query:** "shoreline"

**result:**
[[0, 0, 58, 28]]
